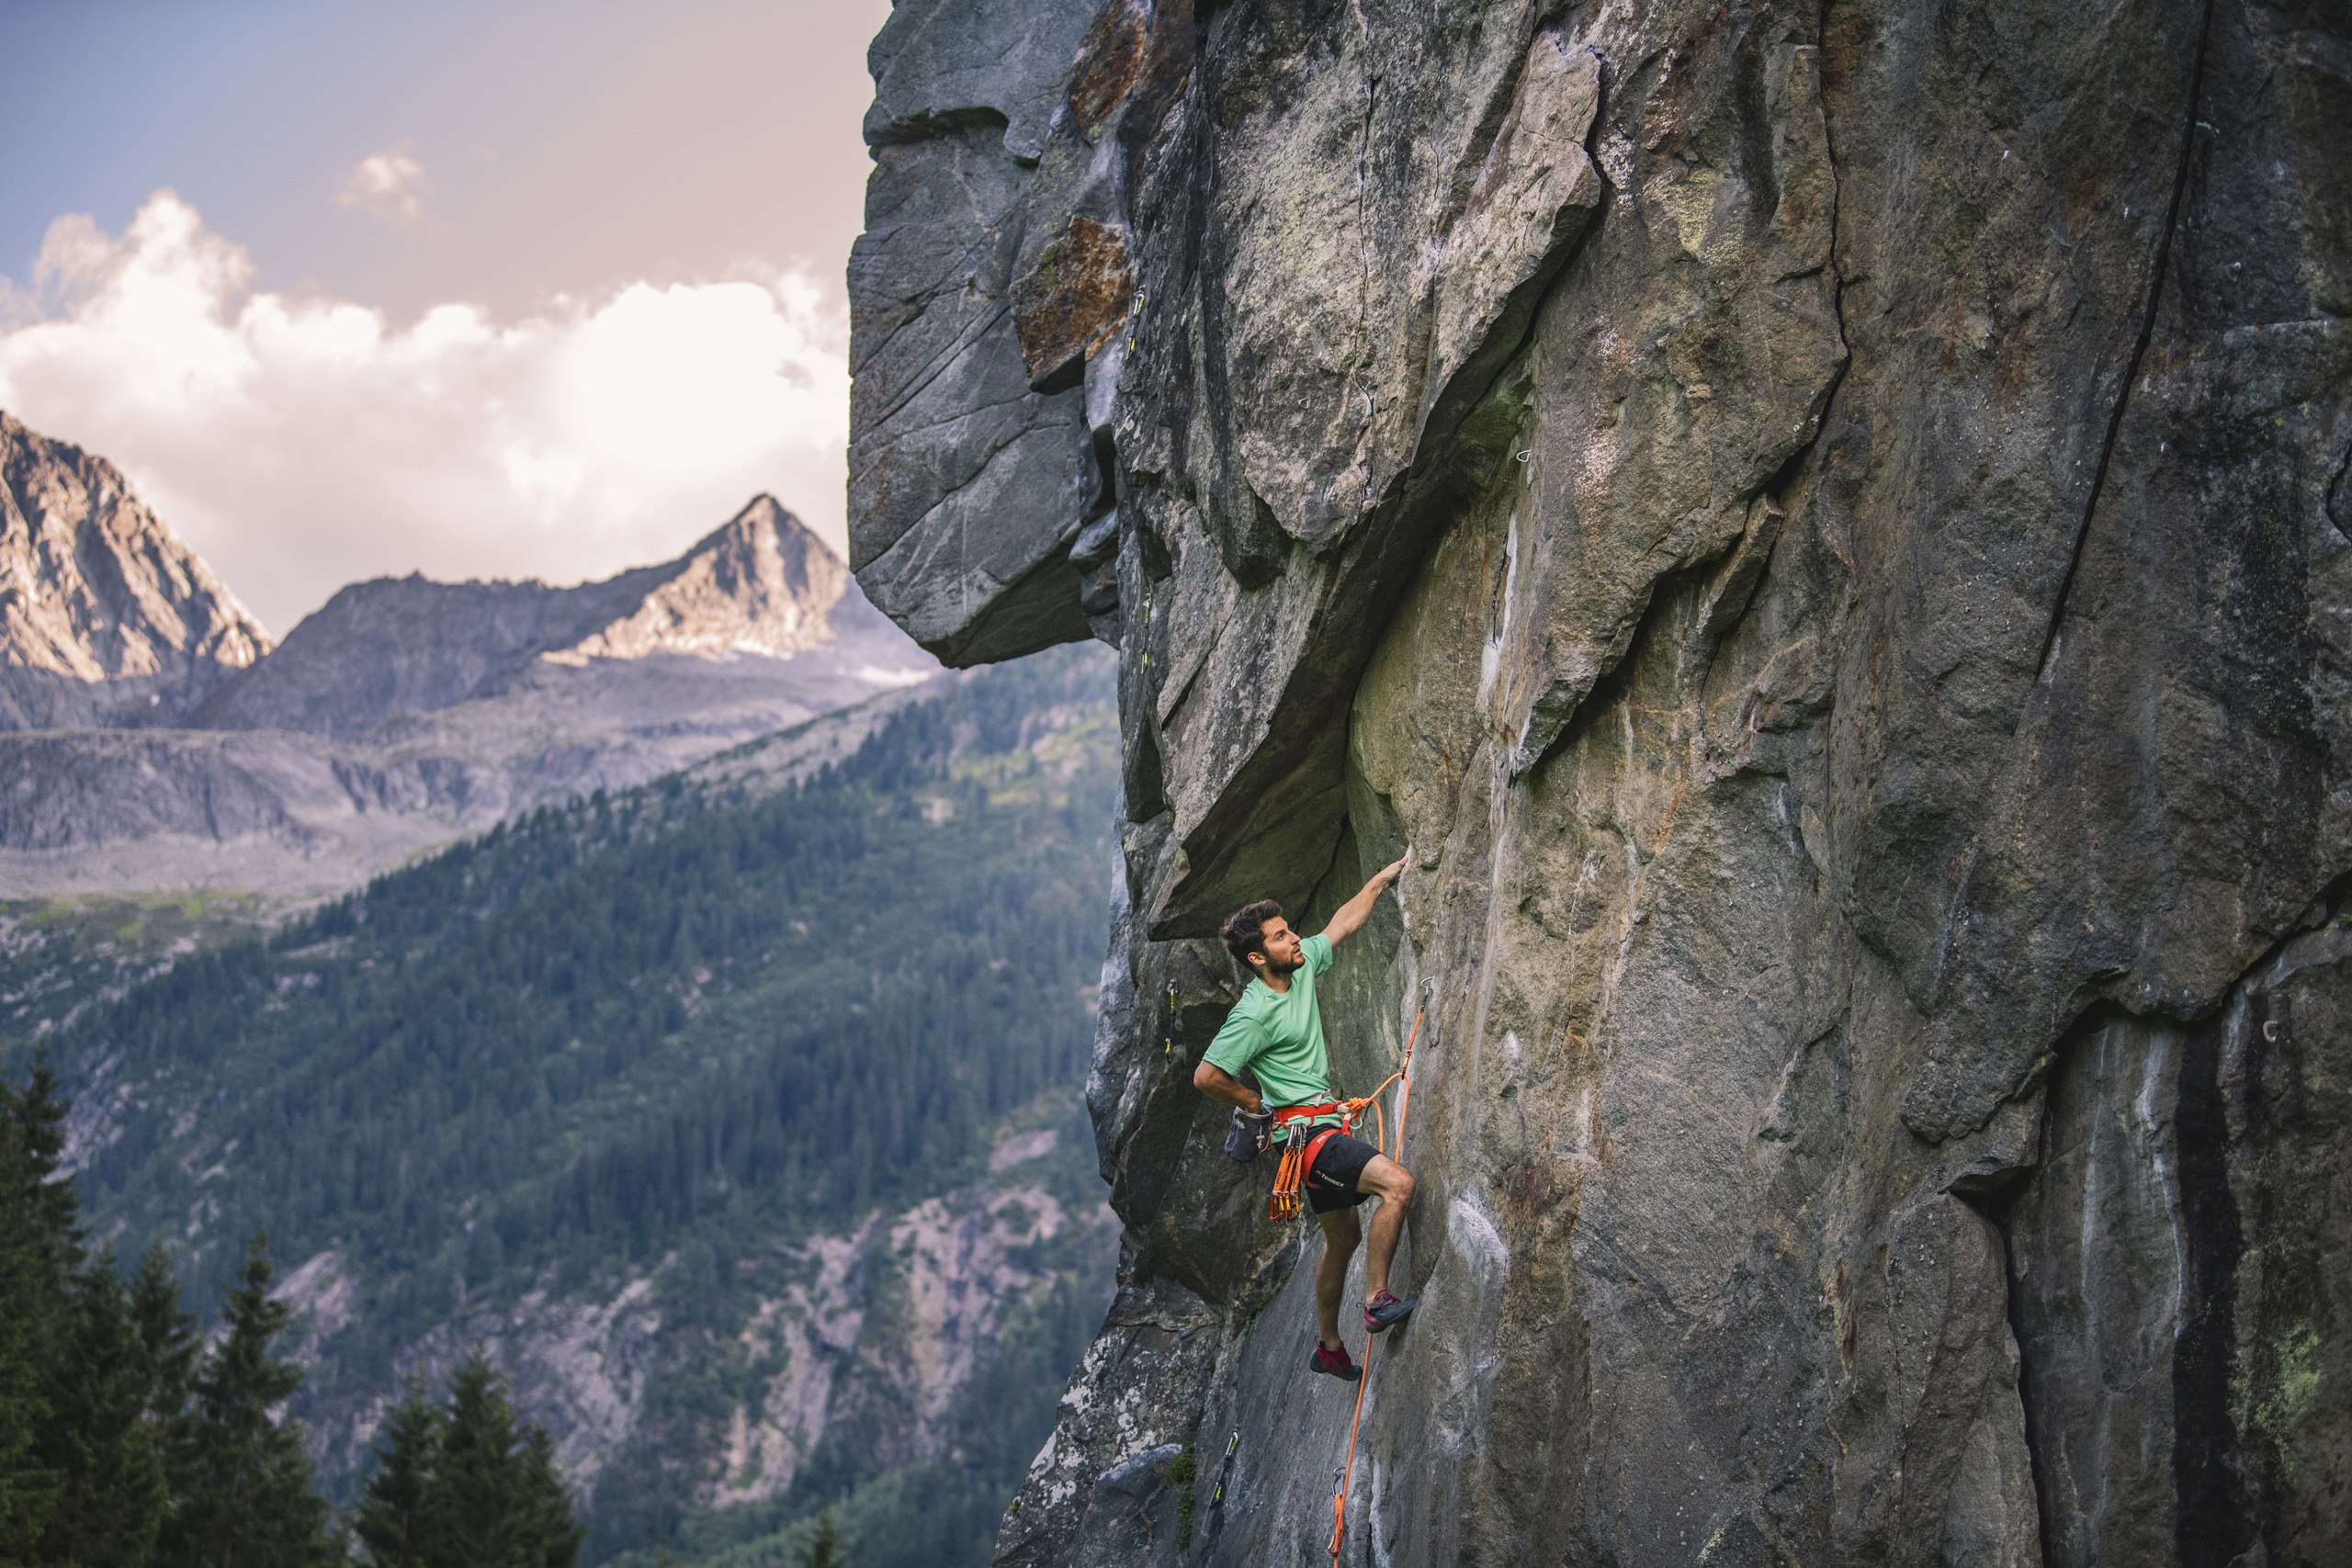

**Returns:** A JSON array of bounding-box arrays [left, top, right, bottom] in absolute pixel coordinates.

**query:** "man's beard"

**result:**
[[1263, 949, 1304, 976]]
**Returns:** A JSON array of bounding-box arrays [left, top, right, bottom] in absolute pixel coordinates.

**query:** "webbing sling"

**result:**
[[1327, 1004, 1422, 1565]]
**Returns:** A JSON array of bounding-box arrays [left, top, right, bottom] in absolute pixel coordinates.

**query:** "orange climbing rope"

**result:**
[[1327, 1004, 1422, 1564]]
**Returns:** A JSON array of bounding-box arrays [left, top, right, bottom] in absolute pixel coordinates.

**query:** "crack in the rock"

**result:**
[[1984, 1163, 2059, 1562], [1814, 11, 1854, 432], [855, 384, 1042, 460], [865, 104, 1014, 153], [1351, 0, 1380, 506], [856, 298, 1022, 436], [863, 419, 1060, 568], [862, 438, 1091, 650], [2031, 0, 2219, 681], [2171, 991, 2257, 1562]]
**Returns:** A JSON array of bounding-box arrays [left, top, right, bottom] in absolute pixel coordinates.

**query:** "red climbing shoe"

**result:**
[[1310, 1341, 1362, 1382], [1363, 1291, 1417, 1334]]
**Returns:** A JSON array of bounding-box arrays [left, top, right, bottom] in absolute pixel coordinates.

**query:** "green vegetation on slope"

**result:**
[[0, 1063, 583, 1568], [0, 893, 278, 1038], [21, 646, 1121, 1567]]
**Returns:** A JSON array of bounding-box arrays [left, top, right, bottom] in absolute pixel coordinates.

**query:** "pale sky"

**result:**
[[0, 0, 890, 636]]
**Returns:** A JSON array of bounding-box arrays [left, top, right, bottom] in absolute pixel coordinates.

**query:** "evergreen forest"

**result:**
[[1, 1066, 581, 1568], [6, 646, 1123, 1566]]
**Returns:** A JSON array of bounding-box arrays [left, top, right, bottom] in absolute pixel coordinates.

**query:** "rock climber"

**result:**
[[1192, 858, 1417, 1382]]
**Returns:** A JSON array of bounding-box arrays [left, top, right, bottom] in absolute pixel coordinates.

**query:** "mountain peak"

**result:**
[[202, 493, 921, 740], [0, 408, 272, 730], [684, 493, 824, 559], [549, 494, 853, 665]]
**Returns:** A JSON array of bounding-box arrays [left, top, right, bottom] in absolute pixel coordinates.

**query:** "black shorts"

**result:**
[[1303, 1131, 1378, 1214]]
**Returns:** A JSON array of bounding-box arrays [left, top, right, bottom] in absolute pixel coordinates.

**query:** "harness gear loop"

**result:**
[[1327, 1004, 1423, 1564], [1266, 1102, 1351, 1223]]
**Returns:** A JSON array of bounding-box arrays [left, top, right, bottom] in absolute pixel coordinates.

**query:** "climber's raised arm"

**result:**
[[1320, 857, 1406, 949]]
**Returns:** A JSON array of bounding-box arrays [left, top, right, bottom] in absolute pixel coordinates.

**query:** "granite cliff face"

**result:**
[[847, 2, 2351, 1563], [0, 410, 271, 729]]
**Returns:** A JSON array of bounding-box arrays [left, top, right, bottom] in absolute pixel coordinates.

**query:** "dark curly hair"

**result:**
[[1221, 899, 1284, 970]]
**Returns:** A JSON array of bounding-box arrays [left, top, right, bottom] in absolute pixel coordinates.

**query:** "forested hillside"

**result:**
[[17, 645, 1122, 1566], [2, 893, 272, 1039]]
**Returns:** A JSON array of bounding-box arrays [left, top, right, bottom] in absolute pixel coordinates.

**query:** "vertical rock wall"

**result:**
[[847, 1, 2351, 1562]]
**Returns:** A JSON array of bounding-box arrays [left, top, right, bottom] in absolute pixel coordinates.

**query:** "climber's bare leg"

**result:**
[[1313, 1206, 1363, 1349], [1356, 1154, 1417, 1302]]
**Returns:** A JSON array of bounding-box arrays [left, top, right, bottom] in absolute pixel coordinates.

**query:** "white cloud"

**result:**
[[338, 150, 427, 224], [0, 192, 851, 635]]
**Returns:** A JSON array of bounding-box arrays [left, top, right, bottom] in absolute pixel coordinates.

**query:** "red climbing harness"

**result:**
[[1267, 1102, 1351, 1223]]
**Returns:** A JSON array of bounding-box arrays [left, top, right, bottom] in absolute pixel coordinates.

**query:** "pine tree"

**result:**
[[158, 1232, 335, 1568], [6, 1065, 79, 1272], [128, 1243, 198, 1428], [512, 1425, 582, 1568], [0, 1072, 62, 1561], [356, 1350, 580, 1568], [0, 1064, 77, 1562], [425, 1348, 581, 1568], [352, 1380, 442, 1568], [799, 1506, 845, 1568], [31, 1253, 169, 1566], [128, 1242, 200, 1549]]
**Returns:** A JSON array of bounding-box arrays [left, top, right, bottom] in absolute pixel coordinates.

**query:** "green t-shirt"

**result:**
[[1204, 932, 1340, 1128]]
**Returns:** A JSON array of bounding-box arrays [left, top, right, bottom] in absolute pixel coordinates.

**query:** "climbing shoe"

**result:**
[[1309, 1341, 1362, 1382], [1363, 1291, 1417, 1334]]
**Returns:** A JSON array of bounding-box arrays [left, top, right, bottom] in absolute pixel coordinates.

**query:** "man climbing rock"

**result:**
[[1192, 860, 1416, 1382]]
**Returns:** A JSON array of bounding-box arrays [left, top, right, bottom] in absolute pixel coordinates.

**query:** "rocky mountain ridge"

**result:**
[[0, 409, 271, 729], [0, 435, 937, 899], [845, 3, 2350, 1565], [198, 495, 899, 739]]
